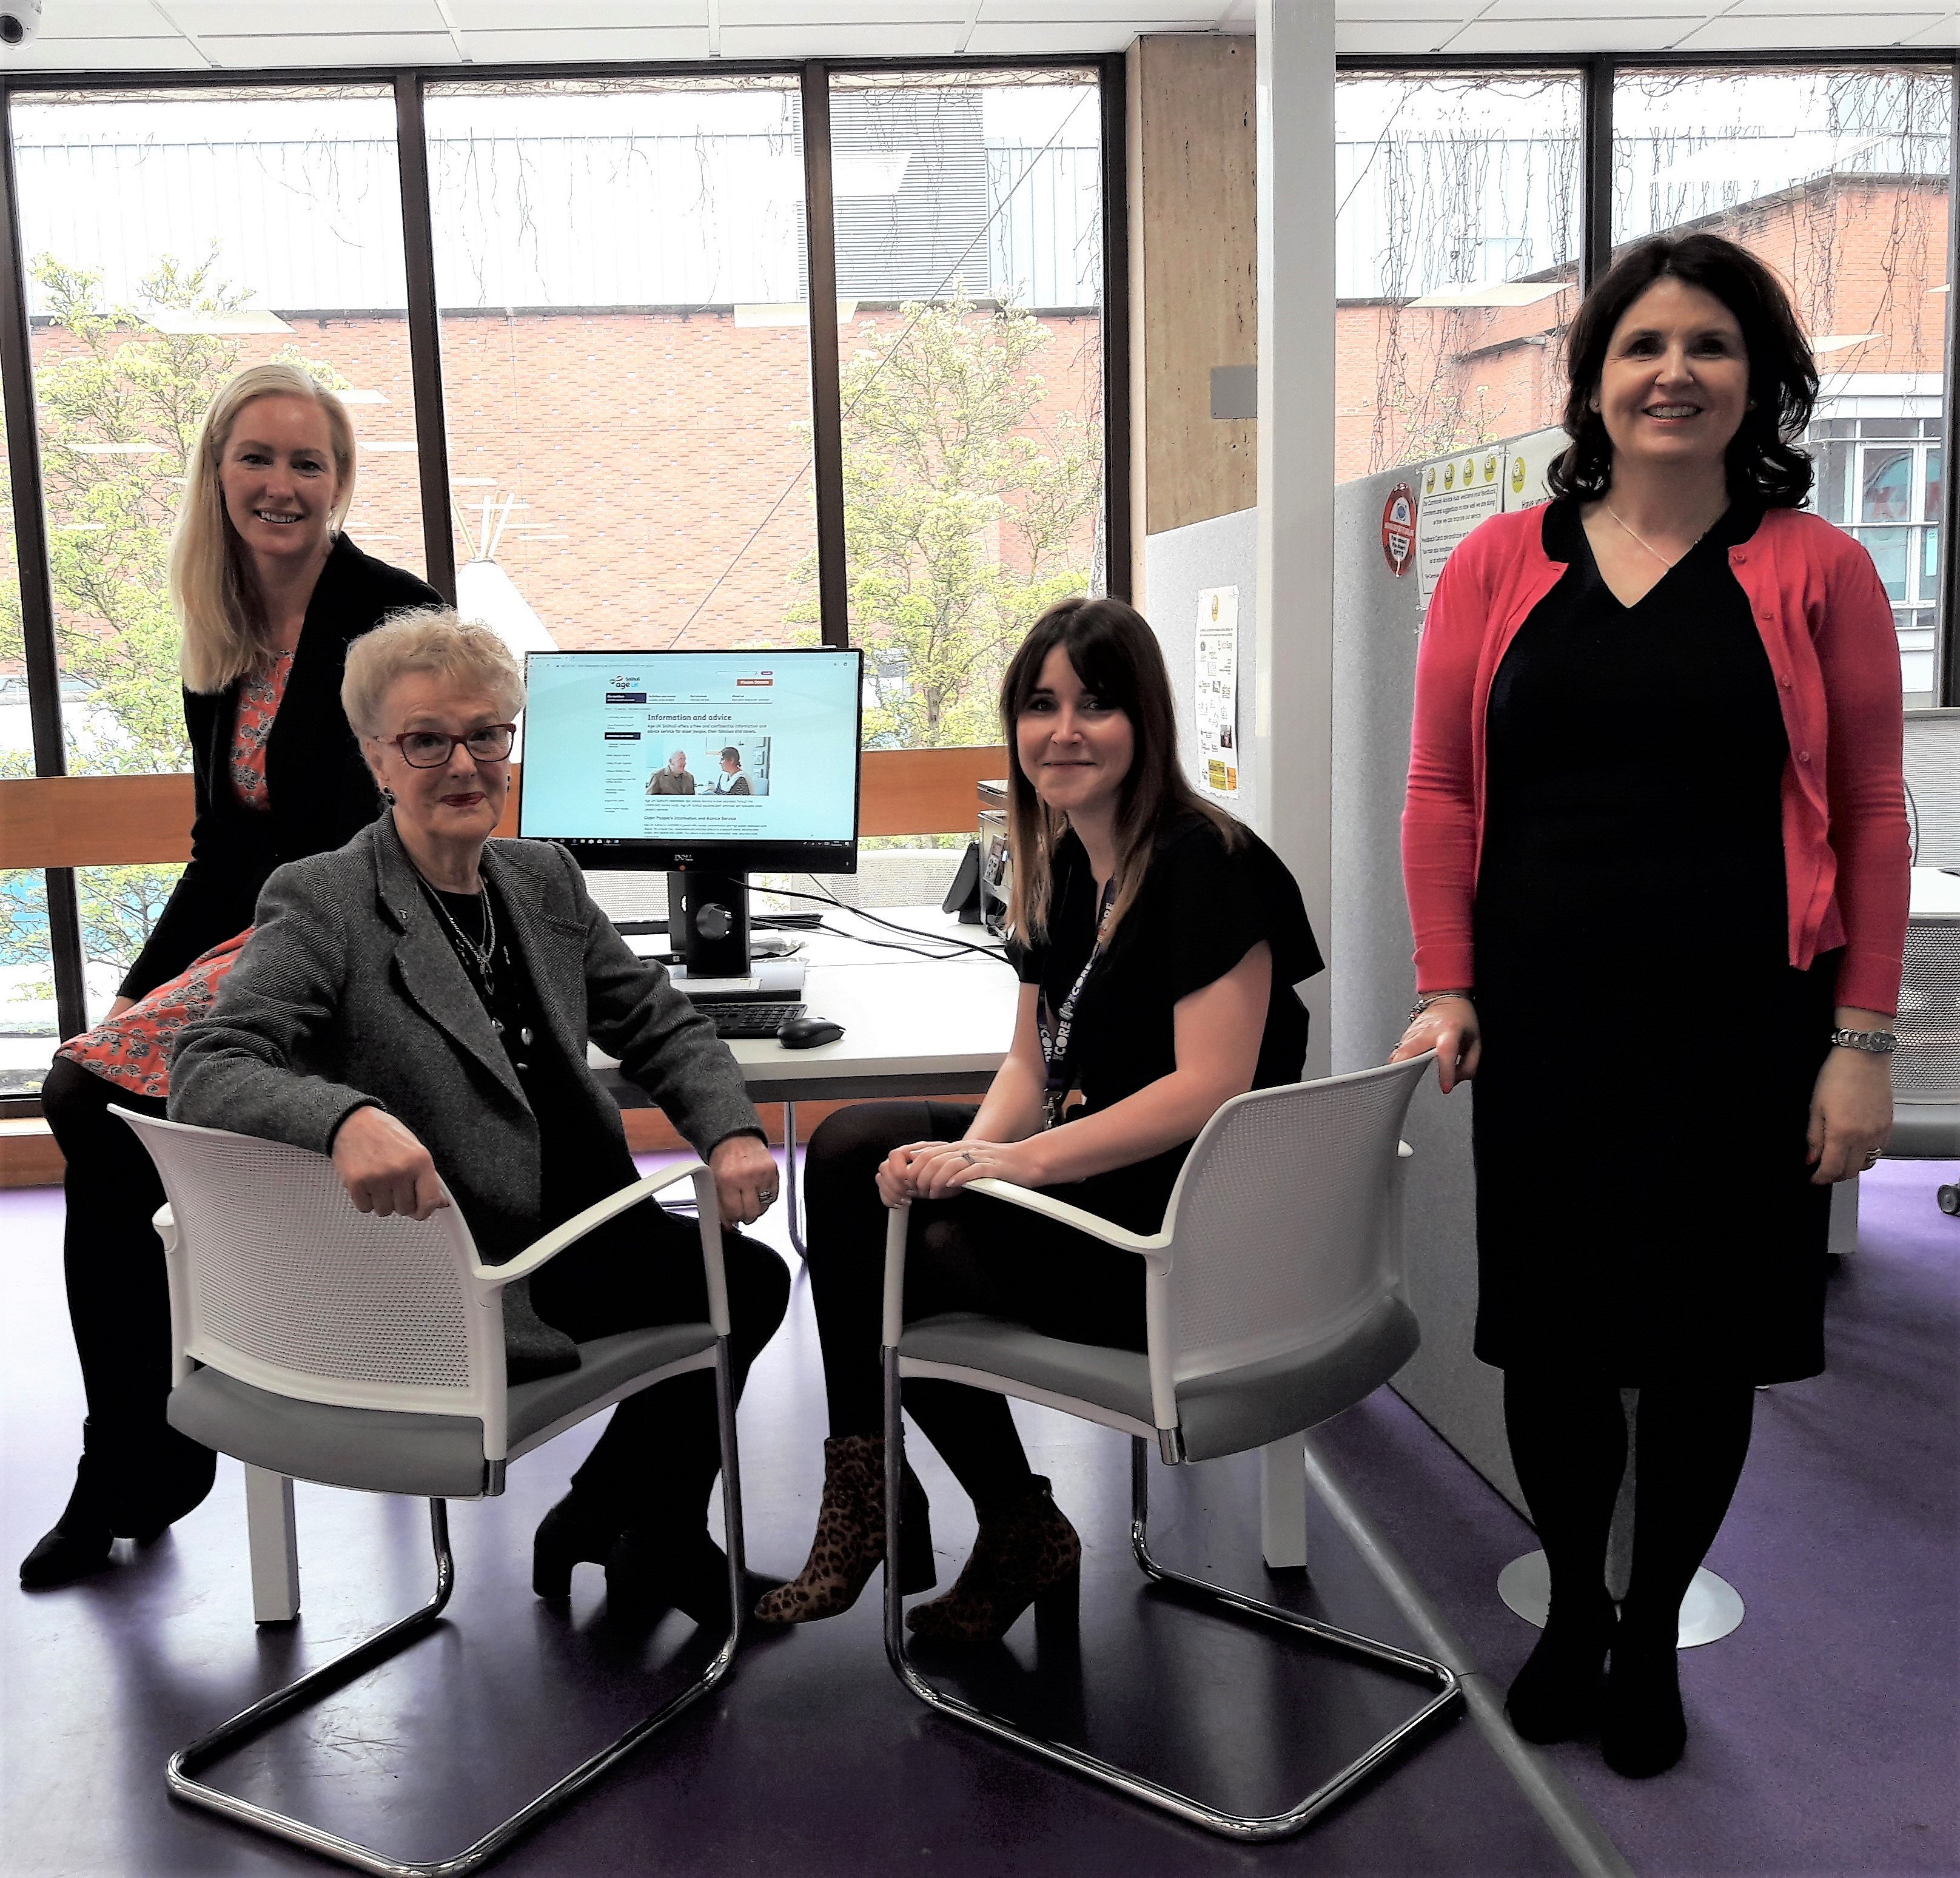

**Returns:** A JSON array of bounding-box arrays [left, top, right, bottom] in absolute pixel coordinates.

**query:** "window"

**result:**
[[1613, 67, 1953, 705], [1335, 73, 1583, 481], [425, 78, 816, 657], [7, 87, 428, 776], [828, 70, 1106, 750]]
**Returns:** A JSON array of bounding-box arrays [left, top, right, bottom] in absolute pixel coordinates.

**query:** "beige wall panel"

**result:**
[[1128, 33, 1258, 564]]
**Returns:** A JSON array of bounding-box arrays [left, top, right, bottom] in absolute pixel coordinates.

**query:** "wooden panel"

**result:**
[[0, 745, 1007, 869], [0, 1120, 65, 1190], [1129, 35, 1258, 543]]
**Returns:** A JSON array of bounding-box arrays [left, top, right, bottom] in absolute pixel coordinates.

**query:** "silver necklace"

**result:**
[[419, 872, 498, 980], [1602, 500, 1716, 571]]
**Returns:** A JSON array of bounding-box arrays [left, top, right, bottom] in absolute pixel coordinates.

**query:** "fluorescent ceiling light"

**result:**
[[735, 300, 859, 328], [72, 441, 166, 455], [141, 308, 294, 335], [363, 442, 418, 453], [1809, 333, 1882, 355], [833, 154, 911, 197], [1406, 281, 1565, 309]]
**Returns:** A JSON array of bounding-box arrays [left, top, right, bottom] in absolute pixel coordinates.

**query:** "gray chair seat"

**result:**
[[900, 1293, 1418, 1465], [169, 1324, 717, 1498], [1888, 1103, 1960, 1159]]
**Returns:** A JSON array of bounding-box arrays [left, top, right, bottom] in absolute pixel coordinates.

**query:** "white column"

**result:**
[[1254, 0, 1337, 1085], [1254, 0, 1337, 1570]]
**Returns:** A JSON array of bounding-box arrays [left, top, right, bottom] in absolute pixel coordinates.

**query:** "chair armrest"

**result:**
[[474, 1162, 716, 1290], [961, 1177, 1172, 1259]]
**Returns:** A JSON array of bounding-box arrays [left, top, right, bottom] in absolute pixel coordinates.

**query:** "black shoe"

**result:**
[[532, 1490, 627, 1602], [19, 1520, 115, 1590], [1600, 1624, 1687, 1777], [19, 1421, 213, 1591], [605, 1528, 784, 1631], [1506, 1600, 1616, 1744]]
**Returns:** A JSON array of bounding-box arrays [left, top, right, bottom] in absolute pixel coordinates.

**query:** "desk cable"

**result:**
[[754, 883, 1012, 964]]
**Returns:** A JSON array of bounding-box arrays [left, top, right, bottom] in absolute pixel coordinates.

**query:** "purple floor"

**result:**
[[1316, 1157, 1960, 1877], [2, 1156, 1570, 1878]]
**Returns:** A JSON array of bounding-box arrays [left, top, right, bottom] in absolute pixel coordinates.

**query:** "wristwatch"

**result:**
[[1830, 1027, 1898, 1055]]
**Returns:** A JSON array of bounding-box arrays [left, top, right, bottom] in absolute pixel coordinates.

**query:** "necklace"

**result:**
[[1601, 500, 1718, 571], [418, 873, 498, 987]]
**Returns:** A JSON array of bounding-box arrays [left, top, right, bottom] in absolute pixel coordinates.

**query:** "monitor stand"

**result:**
[[668, 867, 753, 978]]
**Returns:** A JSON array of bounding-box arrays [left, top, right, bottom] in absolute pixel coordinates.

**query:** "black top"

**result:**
[[122, 534, 440, 1000], [1009, 812, 1323, 1230], [1475, 497, 1789, 995]]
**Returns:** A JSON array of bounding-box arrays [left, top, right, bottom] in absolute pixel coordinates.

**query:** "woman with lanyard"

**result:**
[[756, 596, 1322, 1641], [24, 363, 438, 1591]]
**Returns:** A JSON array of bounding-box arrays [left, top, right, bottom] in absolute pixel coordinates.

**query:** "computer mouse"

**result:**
[[777, 1014, 845, 1050]]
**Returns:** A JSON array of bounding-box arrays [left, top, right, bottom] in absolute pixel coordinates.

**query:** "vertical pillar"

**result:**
[[244, 1467, 300, 1624], [1254, 0, 1336, 1083]]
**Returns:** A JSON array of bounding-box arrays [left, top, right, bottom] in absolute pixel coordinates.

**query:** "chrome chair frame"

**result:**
[[881, 1356, 1460, 1842], [164, 1338, 747, 1878]]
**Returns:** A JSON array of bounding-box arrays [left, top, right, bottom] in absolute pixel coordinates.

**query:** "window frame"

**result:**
[[0, 55, 1128, 1090]]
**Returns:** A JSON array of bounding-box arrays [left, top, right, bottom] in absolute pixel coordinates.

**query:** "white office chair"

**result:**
[[1890, 907, 1960, 1163], [113, 1108, 751, 1878], [878, 1054, 1462, 1842]]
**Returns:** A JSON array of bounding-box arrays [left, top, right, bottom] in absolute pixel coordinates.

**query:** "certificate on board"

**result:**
[[1195, 585, 1239, 796]]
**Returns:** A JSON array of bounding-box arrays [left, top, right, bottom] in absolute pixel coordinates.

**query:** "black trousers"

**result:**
[[44, 1055, 788, 1530], [803, 1101, 1146, 1508], [532, 1208, 789, 1529], [42, 1058, 175, 1465]]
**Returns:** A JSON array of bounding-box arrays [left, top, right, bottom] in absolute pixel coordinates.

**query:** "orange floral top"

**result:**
[[56, 650, 296, 1096]]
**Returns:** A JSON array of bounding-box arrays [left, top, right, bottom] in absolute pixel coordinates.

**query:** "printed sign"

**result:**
[[1194, 586, 1239, 796], [1415, 450, 1503, 607], [1381, 482, 1415, 577]]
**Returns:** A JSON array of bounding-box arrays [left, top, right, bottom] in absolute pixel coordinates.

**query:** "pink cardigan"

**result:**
[[1402, 503, 1911, 1016]]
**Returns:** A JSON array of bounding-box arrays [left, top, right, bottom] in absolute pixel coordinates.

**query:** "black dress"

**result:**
[[1471, 500, 1838, 1385]]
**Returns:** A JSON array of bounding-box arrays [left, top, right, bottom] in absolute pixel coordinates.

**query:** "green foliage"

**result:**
[[0, 863, 184, 979], [788, 297, 1102, 749]]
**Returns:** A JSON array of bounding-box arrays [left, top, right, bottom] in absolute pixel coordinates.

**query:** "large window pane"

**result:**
[[426, 78, 815, 656], [1614, 68, 1953, 705], [1335, 73, 1583, 482], [830, 69, 1106, 751], [10, 87, 426, 775]]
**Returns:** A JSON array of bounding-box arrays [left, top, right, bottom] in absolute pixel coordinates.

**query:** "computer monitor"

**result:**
[[519, 647, 863, 977]]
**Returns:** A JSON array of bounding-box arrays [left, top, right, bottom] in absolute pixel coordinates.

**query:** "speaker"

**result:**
[[941, 841, 984, 924]]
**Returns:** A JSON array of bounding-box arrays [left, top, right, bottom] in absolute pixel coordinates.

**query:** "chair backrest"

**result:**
[[1897, 914, 1960, 1104], [1155, 1055, 1429, 1384], [116, 1109, 506, 1425]]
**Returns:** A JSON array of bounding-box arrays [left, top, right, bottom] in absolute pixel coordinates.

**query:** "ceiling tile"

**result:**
[[0, 34, 209, 69], [1901, 13, 1960, 40], [172, 0, 449, 29], [1673, 11, 1946, 46], [980, 0, 1236, 19], [196, 31, 465, 67], [719, 21, 967, 53], [446, 1, 705, 21], [1444, 16, 1716, 49], [1476, 0, 1707, 17], [1725, 0, 1939, 11], [1335, 1, 1475, 21], [724, 0, 968, 20], [446, 25, 713, 59], [1334, 20, 1465, 52], [18, 2, 170, 34], [964, 19, 1161, 48]]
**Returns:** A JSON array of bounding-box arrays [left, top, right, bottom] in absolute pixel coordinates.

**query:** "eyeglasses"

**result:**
[[388, 724, 517, 768]]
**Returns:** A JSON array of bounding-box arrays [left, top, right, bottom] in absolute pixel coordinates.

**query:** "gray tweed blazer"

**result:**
[[169, 815, 763, 1371]]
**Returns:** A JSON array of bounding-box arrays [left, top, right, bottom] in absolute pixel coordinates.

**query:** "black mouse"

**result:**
[[777, 1014, 845, 1049]]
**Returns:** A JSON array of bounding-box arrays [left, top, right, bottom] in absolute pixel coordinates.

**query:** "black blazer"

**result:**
[[122, 534, 440, 1000]]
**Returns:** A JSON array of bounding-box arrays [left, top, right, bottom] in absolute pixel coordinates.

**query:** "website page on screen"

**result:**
[[520, 650, 861, 846]]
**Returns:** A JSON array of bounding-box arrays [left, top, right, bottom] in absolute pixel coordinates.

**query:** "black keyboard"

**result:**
[[705, 1001, 808, 1039]]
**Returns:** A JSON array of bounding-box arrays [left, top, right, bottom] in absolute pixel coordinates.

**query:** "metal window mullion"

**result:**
[[1098, 50, 1132, 604], [800, 63, 848, 651], [394, 70, 457, 605], [1938, 53, 1960, 706], [1583, 56, 1616, 291], [0, 80, 90, 1044]]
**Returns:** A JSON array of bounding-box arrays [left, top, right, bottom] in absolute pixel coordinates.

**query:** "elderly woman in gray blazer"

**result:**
[[170, 610, 789, 1625]]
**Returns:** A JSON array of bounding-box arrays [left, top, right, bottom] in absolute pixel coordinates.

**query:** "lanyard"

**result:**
[[1038, 877, 1116, 1129]]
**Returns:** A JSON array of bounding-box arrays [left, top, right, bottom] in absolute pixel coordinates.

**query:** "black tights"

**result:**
[[1503, 1368, 1756, 1638], [804, 1101, 1148, 1510]]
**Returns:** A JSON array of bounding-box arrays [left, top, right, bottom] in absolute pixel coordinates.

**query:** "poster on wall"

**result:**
[[1503, 425, 1568, 513], [1415, 446, 1505, 606], [1194, 585, 1239, 796]]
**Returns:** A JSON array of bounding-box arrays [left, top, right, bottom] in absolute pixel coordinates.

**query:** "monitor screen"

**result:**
[[519, 648, 863, 871]]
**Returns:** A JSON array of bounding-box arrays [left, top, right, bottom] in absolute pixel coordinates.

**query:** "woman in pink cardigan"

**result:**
[[1392, 234, 1908, 1779]]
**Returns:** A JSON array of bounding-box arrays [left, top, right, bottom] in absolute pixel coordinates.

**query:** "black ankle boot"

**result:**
[[907, 1476, 1081, 1646], [1601, 1619, 1686, 1777], [532, 1490, 628, 1601], [19, 1467, 115, 1591], [1506, 1597, 1617, 1743], [605, 1528, 784, 1631], [19, 1420, 213, 1591]]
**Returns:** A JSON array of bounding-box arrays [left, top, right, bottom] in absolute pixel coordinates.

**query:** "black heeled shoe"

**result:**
[[1505, 1598, 1617, 1743], [906, 1476, 1081, 1646], [605, 1528, 784, 1632], [1601, 1621, 1687, 1777], [532, 1490, 627, 1601], [19, 1424, 215, 1591]]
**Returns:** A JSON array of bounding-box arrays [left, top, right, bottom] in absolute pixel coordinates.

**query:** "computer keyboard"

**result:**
[[705, 1001, 808, 1039]]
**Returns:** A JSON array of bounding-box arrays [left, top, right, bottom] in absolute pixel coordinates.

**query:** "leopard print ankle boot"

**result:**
[[753, 1434, 936, 1624], [905, 1475, 1081, 1645]]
